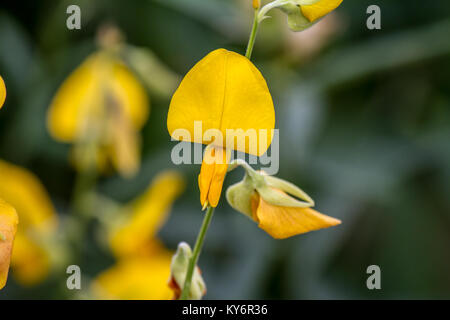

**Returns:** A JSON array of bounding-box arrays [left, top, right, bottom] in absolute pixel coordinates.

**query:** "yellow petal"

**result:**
[[301, 0, 343, 23], [92, 250, 173, 300], [0, 159, 57, 233], [0, 199, 18, 289], [251, 194, 341, 239], [10, 232, 51, 286], [167, 49, 275, 156], [47, 53, 149, 142], [198, 146, 229, 207], [0, 76, 6, 109], [109, 171, 184, 258]]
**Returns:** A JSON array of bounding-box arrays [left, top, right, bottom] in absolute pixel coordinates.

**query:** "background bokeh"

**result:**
[[1, 0, 450, 299]]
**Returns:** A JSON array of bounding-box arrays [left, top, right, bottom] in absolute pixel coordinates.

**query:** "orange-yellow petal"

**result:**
[[92, 251, 173, 300], [167, 49, 274, 156], [198, 146, 229, 208], [0, 76, 6, 109], [301, 0, 343, 23], [0, 199, 18, 289], [10, 232, 51, 286], [251, 194, 341, 239]]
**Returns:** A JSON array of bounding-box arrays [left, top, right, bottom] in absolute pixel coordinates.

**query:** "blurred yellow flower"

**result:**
[[0, 159, 58, 285], [167, 49, 275, 208], [0, 199, 18, 290], [93, 250, 173, 300], [108, 171, 185, 258], [92, 171, 185, 299], [0, 76, 6, 109], [47, 51, 149, 177]]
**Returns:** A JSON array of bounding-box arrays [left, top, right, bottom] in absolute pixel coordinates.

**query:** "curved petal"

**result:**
[[0, 199, 18, 289], [167, 49, 275, 156], [198, 146, 229, 207], [0, 76, 6, 109], [252, 194, 341, 239]]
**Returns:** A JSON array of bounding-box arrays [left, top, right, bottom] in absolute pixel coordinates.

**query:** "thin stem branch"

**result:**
[[245, 9, 260, 60], [179, 205, 215, 300]]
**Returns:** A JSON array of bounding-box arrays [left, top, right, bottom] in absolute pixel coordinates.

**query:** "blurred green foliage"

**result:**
[[0, 0, 450, 299]]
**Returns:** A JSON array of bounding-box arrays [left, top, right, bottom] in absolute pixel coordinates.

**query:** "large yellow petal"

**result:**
[[167, 49, 275, 156], [251, 194, 341, 239], [0, 199, 18, 289], [0, 76, 6, 109], [10, 232, 51, 286], [301, 0, 343, 23], [109, 171, 184, 258], [0, 159, 57, 233], [92, 250, 173, 300]]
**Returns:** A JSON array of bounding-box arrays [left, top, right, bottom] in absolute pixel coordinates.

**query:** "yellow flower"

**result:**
[[0, 159, 58, 285], [47, 51, 149, 177], [167, 49, 275, 207], [92, 171, 185, 300], [301, 0, 343, 23], [277, 0, 343, 32], [226, 165, 340, 239], [0, 76, 6, 109], [0, 199, 18, 290]]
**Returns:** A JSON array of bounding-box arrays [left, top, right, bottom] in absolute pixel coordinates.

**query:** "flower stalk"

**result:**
[[179, 205, 214, 300], [245, 8, 260, 60]]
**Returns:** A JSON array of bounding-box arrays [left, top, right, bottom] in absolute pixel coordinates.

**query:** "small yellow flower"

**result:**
[[277, 0, 343, 32], [47, 51, 149, 177], [0, 159, 58, 285], [167, 49, 275, 207], [93, 171, 185, 300], [0, 76, 6, 109], [227, 165, 340, 239], [301, 0, 343, 23], [0, 199, 18, 290], [250, 190, 340, 239]]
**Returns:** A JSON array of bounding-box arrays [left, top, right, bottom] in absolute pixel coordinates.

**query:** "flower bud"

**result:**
[[169, 242, 206, 300], [226, 160, 314, 216], [226, 175, 255, 218], [276, 0, 343, 32]]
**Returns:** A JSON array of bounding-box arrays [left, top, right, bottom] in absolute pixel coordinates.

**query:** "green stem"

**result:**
[[180, 206, 215, 300], [245, 9, 260, 60]]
